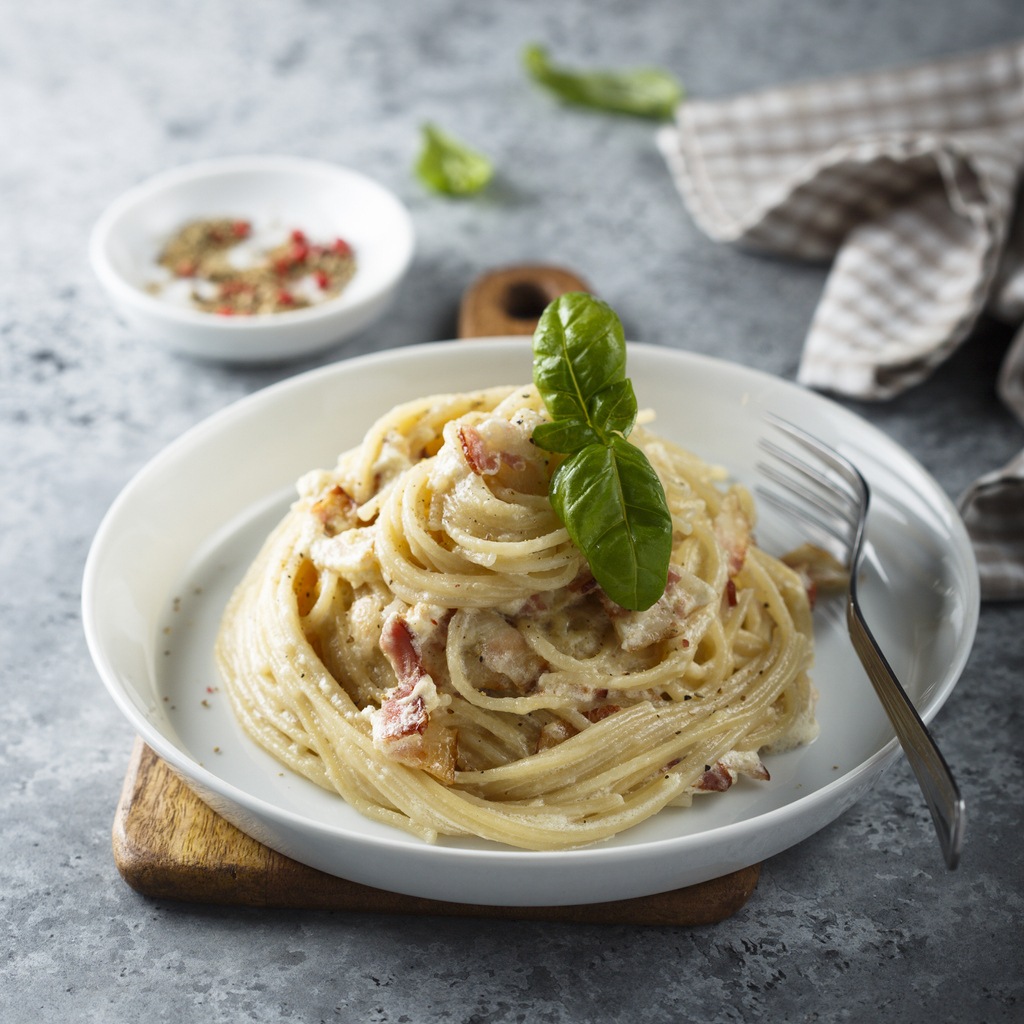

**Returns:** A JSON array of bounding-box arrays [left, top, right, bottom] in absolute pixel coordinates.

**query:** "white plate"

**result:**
[[82, 340, 979, 905]]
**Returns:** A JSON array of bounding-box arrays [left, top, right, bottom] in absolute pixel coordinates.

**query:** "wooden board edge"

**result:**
[[113, 740, 760, 925]]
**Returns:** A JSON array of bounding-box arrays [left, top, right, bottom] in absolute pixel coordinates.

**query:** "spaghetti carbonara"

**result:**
[[216, 385, 818, 850]]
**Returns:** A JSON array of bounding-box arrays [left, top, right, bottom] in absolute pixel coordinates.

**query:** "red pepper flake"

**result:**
[[291, 229, 307, 244], [175, 260, 197, 277], [232, 220, 251, 238], [277, 289, 295, 306], [726, 579, 738, 607], [332, 238, 352, 257], [273, 257, 293, 276], [314, 269, 330, 289], [291, 240, 310, 264], [215, 306, 236, 316]]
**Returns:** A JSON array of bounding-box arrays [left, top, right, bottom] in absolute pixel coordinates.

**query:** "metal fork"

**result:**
[[757, 413, 965, 870]]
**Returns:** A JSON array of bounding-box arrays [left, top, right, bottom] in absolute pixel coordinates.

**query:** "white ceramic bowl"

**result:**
[[89, 156, 415, 363], [82, 341, 979, 906]]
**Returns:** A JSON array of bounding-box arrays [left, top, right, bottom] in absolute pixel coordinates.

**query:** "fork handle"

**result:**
[[847, 600, 965, 869]]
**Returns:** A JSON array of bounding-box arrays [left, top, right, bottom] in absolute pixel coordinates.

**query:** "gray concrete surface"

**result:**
[[2, 1, 1022, 1021]]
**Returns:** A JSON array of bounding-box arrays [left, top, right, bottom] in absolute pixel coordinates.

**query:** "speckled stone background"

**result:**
[[3, 1, 1023, 1021]]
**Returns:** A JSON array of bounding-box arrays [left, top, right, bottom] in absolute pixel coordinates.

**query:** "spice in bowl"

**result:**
[[148, 218, 357, 316]]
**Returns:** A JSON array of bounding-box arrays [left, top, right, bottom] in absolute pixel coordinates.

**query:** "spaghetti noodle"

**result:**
[[215, 384, 818, 850]]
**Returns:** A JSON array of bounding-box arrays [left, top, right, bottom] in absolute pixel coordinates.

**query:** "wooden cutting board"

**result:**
[[114, 739, 760, 924], [110, 265, 763, 926]]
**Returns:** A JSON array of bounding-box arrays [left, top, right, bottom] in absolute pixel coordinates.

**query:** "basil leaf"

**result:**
[[532, 418, 602, 455], [415, 123, 494, 196], [532, 291, 673, 610], [532, 292, 627, 425], [524, 44, 683, 120], [587, 378, 637, 437], [550, 437, 672, 611]]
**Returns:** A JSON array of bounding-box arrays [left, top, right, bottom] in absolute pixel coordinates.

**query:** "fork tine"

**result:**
[[758, 411, 965, 870], [757, 437, 861, 516], [756, 472, 856, 554], [763, 412, 868, 505], [758, 414, 870, 556]]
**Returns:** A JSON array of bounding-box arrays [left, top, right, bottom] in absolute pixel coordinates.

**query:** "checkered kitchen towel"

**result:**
[[658, 41, 1024, 600]]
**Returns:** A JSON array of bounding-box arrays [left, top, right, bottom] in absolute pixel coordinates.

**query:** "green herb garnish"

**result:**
[[532, 292, 672, 611], [415, 123, 494, 196], [523, 44, 683, 120]]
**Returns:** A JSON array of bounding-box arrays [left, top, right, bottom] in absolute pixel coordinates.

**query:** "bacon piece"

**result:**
[[371, 685, 457, 784], [379, 614, 426, 688], [377, 604, 452, 693], [458, 424, 527, 476], [480, 628, 545, 693], [695, 762, 734, 792], [604, 598, 679, 652], [694, 751, 771, 792], [460, 608, 547, 694], [374, 680, 428, 741], [310, 484, 357, 536], [601, 566, 714, 653], [374, 614, 456, 783], [459, 425, 500, 475], [601, 568, 679, 652]]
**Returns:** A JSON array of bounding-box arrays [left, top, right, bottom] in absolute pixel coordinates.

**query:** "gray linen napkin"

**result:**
[[658, 41, 1024, 600]]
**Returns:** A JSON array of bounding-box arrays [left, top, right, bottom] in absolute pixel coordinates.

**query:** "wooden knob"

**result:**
[[458, 264, 591, 339]]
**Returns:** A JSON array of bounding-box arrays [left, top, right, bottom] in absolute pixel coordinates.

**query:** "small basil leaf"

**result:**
[[524, 44, 684, 120], [415, 123, 494, 196], [532, 292, 626, 424], [549, 436, 672, 611], [588, 378, 637, 437], [532, 418, 603, 454]]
